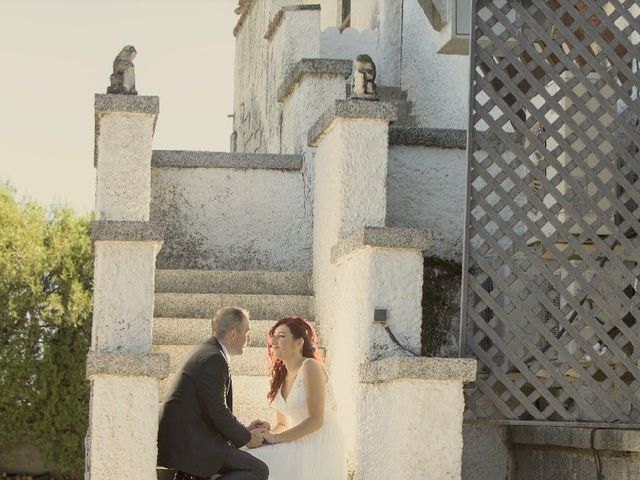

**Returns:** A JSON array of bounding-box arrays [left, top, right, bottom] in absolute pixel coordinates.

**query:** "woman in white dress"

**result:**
[[246, 316, 346, 479]]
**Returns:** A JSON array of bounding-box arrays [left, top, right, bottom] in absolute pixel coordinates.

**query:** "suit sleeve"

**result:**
[[195, 355, 251, 448]]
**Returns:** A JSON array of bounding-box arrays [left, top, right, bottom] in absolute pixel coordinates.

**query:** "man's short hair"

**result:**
[[212, 307, 250, 337]]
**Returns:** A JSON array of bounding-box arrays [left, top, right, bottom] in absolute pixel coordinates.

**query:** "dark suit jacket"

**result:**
[[157, 337, 251, 477]]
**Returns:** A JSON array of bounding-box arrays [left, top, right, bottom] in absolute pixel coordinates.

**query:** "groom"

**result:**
[[158, 307, 270, 480]]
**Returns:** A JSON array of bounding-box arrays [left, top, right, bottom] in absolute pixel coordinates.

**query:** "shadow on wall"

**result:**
[[421, 255, 461, 357]]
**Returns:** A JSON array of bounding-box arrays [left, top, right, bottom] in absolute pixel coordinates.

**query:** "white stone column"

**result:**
[[86, 95, 169, 480], [358, 358, 477, 480], [279, 59, 352, 154], [94, 94, 159, 221], [309, 99, 476, 478]]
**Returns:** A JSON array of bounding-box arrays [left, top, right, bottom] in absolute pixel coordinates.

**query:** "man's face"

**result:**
[[229, 317, 251, 356]]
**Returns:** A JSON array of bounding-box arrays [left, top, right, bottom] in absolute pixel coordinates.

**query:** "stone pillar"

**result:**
[[86, 94, 169, 480], [309, 99, 476, 478], [358, 358, 477, 480], [279, 59, 352, 154], [94, 95, 159, 221]]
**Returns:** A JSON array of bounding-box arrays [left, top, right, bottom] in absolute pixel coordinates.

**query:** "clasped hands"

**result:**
[[246, 419, 277, 448]]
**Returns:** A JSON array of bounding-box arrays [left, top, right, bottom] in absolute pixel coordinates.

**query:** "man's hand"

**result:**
[[247, 419, 271, 431], [246, 429, 264, 449]]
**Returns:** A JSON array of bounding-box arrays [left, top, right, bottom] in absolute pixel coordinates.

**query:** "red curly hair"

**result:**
[[266, 316, 324, 403]]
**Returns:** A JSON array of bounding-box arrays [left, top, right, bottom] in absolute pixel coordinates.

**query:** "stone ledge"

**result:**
[[389, 127, 467, 149], [95, 94, 159, 115], [277, 58, 352, 102], [151, 150, 303, 171], [331, 227, 432, 264], [92, 221, 164, 243], [509, 425, 640, 453], [86, 352, 170, 379], [308, 100, 399, 147], [264, 4, 320, 40], [360, 356, 477, 384]]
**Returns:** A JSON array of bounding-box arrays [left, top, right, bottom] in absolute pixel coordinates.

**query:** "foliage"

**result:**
[[0, 184, 93, 478]]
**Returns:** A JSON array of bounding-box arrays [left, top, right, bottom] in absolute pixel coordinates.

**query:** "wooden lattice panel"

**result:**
[[462, 0, 640, 423]]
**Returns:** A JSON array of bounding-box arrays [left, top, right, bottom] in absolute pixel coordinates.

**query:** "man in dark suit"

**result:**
[[158, 307, 269, 480]]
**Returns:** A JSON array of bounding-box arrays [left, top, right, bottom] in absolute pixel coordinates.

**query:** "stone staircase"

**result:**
[[346, 84, 417, 126], [152, 269, 315, 425]]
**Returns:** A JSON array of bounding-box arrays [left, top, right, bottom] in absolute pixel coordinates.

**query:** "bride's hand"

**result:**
[[263, 431, 279, 444]]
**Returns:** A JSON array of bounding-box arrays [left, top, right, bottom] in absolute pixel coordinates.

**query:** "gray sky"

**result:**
[[0, 0, 238, 213]]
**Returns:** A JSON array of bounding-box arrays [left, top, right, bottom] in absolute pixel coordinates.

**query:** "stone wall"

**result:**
[[386, 142, 467, 356], [386, 143, 467, 262], [401, 0, 469, 129], [150, 153, 313, 271], [233, 0, 321, 154]]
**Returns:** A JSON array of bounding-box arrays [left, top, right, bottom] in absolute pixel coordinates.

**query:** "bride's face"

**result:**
[[271, 324, 303, 360]]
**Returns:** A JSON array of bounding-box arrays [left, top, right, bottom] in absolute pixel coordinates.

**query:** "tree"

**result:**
[[0, 184, 93, 478]]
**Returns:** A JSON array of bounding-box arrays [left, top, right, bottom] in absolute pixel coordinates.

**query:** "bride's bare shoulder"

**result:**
[[303, 358, 328, 382]]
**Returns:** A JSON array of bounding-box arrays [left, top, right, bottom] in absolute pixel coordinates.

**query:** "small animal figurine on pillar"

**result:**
[[107, 45, 138, 95], [351, 54, 379, 101]]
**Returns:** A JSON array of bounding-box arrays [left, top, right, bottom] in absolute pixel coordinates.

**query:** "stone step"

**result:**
[[153, 345, 271, 377], [151, 150, 303, 171], [159, 373, 272, 405], [154, 269, 313, 296], [153, 293, 314, 319], [153, 317, 317, 347]]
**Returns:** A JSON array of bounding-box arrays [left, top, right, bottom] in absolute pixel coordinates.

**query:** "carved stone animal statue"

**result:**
[[351, 54, 378, 100], [107, 45, 138, 95]]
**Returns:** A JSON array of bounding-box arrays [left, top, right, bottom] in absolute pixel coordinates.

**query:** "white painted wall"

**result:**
[[402, 0, 469, 129], [151, 166, 313, 271], [386, 145, 467, 261]]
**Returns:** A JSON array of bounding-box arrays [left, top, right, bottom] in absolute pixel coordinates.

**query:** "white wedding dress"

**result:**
[[246, 359, 347, 479]]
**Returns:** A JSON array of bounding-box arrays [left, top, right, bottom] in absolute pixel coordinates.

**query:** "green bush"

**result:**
[[0, 184, 93, 478]]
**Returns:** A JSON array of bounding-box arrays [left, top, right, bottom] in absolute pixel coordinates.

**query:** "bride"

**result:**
[[245, 316, 346, 479]]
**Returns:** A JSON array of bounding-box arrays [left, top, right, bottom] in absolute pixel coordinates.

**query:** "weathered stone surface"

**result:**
[[277, 58, 352, 102], [509, 425, 640, 453], [153, 317, 316, 347], [422, 257, 461, 357], [359, 356, 477, 383], [153, 292, 314, 319], [389, 126, 466, 148], [150, 165, 312, 271], [86, 352, 170, 379], [402, 0, 468, 129], [151, 150, 302, 171], [154, 269, 312, 295], [308, 99, 398, 147], [462, 423, 512, 480], [95, 94, 159, 114], [512, 441, 640, 480], [92, 220, 164, 243], [264, 4, 321, 40], [331, 226, 432, 263], [86, 376, 160, 479], [386, 145, 466, 262]]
